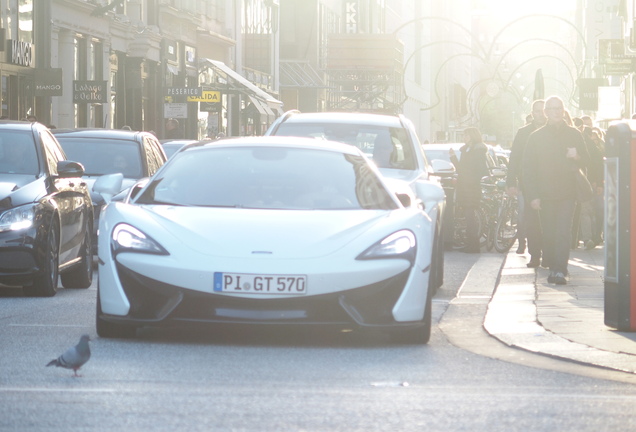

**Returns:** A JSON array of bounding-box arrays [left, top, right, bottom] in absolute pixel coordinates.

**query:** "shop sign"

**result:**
[[35, 68, 63, 96], [344, 1, 358, 33], [578, 78, 608, 111], [599, 39, 634, 75], [200, 102, 221, 112], [73, 80, 108, 103], [166, 87, 202, 97], [164, 103, 188, 119], [7, 39, 33, 67], [187, 90, 220, 102]]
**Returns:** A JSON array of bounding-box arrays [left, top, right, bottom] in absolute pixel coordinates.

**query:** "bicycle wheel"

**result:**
[[452, 214, 467, 250], [494, 201, 518, 253]]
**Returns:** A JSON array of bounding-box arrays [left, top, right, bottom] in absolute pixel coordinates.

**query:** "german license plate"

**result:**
[[213, 272, 307, 294]]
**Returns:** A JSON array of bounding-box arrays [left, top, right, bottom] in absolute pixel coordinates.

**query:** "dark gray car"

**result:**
[[0, 121, 94, 296], [53, 128, 168, 253]]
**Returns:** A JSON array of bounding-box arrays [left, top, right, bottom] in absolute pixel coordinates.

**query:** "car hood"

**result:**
[[0, 174, 45, 208], [139, 205, 399, 259]]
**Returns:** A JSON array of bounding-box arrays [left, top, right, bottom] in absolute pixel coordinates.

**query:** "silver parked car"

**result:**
[[265, 111, 448, 292]]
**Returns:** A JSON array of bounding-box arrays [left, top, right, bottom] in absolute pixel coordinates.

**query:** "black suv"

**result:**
[[0, 121, 94, 296]]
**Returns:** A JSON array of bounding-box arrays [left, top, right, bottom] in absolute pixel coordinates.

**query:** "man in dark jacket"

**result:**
[[523, 96, 589, 285], [507, 99, 546, 265]]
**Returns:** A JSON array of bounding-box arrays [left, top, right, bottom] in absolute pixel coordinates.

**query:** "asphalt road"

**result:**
[[1, 252, 636, 431]]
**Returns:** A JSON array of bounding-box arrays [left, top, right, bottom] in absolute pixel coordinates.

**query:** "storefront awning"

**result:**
[[247, 95, 267, 117], [201, 59, 283, 116], [280, 61, 327, 88]]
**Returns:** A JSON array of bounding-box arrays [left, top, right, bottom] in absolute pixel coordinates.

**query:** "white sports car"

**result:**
[[94, 136, 438, 343]]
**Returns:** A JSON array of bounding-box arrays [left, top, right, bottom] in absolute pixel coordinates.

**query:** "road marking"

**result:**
[[0, 388, 118, 393], [8, 324, 88, 327]]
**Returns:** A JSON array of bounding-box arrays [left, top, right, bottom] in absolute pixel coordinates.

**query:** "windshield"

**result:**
[[136, 146, 398, 210], [162, 143, 185, 159], [0, 130, 39, 175], [274, 122, 416, 170], [57, 138, 143, 178]]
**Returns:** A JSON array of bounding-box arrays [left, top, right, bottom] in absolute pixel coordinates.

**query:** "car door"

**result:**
[[41, 130, 88, 264]]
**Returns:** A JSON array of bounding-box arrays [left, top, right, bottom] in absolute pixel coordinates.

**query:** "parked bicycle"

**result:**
[[452, 167, 515, 253], [493, 180, 519, 252]]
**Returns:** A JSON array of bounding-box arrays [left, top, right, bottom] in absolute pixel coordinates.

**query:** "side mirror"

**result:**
[[93, 173, 124, 204], [126, 178, 149, 202], [430, 159, 456, 177], [396, 192, 411, 208], [56, 161, 85, 178]]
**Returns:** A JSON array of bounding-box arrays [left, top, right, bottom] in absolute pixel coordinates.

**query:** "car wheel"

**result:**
[[61, 223, 93, 289], [24, 223, 59, 297], [390, 293, 432, 345], [96, 284, 137, 338]]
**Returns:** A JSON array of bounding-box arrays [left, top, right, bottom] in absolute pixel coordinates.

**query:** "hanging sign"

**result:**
[[35, 68, 63, 96], [73, 80, 108, 103]]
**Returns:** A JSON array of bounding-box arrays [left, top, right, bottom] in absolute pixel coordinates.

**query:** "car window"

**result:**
[[143, 137, 166, 175], [58, 138, 143, 178], [273, 123, 416, 170], [0, 130, 39, 175], [163, 143, 183, 158], [137, 147, 398, 211], [41, 130, 65, 176]]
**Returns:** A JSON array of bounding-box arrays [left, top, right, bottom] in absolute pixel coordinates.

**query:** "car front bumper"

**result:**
[[98, 259, 427, 330], [0, 226, 41, 285]]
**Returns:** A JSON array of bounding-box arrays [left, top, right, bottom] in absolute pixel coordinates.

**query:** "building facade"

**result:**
[[0, 0, 282, 139]]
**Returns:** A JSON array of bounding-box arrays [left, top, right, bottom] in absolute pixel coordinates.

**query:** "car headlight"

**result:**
[[0, 204, 36, 233], [111, 223, 168, 256], [357, 230, 416, 263]]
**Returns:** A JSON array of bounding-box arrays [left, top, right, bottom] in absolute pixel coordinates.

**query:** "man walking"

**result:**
[[507, 99, 546, 266], [523, 96, 589, 285]]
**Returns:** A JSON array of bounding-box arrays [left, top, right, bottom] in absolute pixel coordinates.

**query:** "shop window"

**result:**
[[18, 0, 33, 42]]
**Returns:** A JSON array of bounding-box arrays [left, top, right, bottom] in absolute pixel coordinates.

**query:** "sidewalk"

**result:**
[[484, 243, 636, 374]]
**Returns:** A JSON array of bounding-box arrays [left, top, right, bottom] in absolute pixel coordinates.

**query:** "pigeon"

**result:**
[[46, 335, 91, 377]]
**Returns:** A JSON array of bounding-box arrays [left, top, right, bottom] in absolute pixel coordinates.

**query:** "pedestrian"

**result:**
[[523, 96, 590, 285], [570, 116, 595, 249], [579, 126, 605, 250], [449, 127, 489, 253], [506, 99, 546, 266], [165, 118, 183, 139]]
